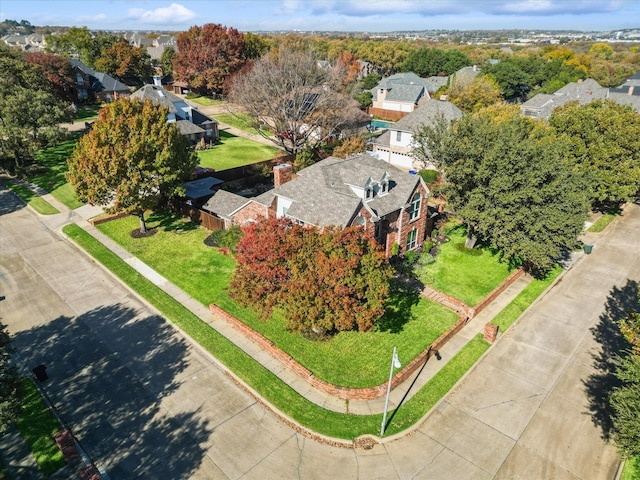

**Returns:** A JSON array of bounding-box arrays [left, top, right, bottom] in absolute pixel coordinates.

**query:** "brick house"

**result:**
[[69, 59, 131, 103], [202, 153, 431, 257]]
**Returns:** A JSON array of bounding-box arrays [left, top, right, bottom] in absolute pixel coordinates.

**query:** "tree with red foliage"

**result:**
[[281, 226, 392, 336], [173, 23, 248, 96], [229, 216, 305, 314], [229, 216, 392, 337], [25, 52, 75, 102]]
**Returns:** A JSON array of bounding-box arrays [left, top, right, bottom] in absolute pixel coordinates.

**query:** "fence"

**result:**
[[177, 203, 225, 232], [366, 107, 410, 122]]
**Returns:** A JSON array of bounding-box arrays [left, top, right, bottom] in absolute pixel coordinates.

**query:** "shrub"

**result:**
[[419, 169, 439, 184], [208, 226, 243, 250]]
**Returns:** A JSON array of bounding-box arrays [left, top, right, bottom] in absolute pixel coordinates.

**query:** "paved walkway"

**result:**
[[1, 178, 630, 479], [16, 179, 539, 415]]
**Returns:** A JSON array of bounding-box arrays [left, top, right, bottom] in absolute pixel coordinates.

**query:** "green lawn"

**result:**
[[75, 104, 101, 121], [424, 223, 515, 306], [214, 112, 274, 136], [97, 212, 459, 387], [197, 131, 280, 170], [187, 96, 224, 106], [491, 265, 562, 332], [7, 182, 59, 215], [622, 456, 640, 480], [16, 378, 65, 475], [588, 209, 621, 233], [31, 137, 83, 209]]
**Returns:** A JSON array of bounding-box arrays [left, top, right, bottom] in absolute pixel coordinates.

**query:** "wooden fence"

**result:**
[[178, 203, 225, 232]]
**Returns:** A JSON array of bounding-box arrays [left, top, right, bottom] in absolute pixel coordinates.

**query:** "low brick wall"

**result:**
[[209, 304, 468, 401], [468, 267, 525, 318], [88, 211, 130, 226]]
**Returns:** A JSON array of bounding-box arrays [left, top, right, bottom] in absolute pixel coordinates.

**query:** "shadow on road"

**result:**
[[12, 303, 213, 480], [583, 279, 639, 441], [0, 181, 27, 216]]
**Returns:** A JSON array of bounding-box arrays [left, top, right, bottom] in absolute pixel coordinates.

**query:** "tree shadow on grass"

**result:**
[[583, 279, 639, 441], [376, 278, 422, 334], [146, 210, 199, 234], [12, 304, 213, 479]]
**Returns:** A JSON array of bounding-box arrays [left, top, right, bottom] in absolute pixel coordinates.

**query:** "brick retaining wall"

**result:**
[[468, 267, 525, 318], [210, 304, 468, 401]]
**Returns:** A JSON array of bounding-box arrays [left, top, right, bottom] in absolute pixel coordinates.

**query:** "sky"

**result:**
[[2, 0, 640, 33]]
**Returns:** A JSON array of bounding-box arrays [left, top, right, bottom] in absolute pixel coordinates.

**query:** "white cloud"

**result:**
[[127, 3, 196, 25]]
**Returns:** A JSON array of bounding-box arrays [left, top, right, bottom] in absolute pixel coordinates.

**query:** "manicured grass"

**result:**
[[588, 210, 621, 233], [51, 224, 502, 439], [188, 95, 224, 106], [215, 112, 274, 136], [197, 130, 280, 170], [75, 104, 101, 121], [16, 378, 65, 475], [424, 222, 514, 306], [622, 456, 640, 480], [7, 182, 59, 215], [31, 137, 83, 210], [491, 265, 562, 332], [96, 212, 459, 387]]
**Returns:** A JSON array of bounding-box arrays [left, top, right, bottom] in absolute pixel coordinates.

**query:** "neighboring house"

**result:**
[[520, 78, 607, 119], [608, 72, 640, 111], [449, 65, 480, 88], [130, 78, 219, 143], [369, 72, 432, 117], [146, 34, 178, 61], [2, 33, 46, 51], [69, 59, 131, 103], [203, 153, 431, 257], [424, 76, 449, 95], [371, 98, 463, 170], [358, 60, 377, 79]]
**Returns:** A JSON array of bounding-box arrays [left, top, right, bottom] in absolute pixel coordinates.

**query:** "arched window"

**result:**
[[409, 193, 421, 221]]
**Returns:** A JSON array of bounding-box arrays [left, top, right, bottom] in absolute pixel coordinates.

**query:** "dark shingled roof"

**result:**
[[69, 59, 130, 93], [184, 177, 224, 200]]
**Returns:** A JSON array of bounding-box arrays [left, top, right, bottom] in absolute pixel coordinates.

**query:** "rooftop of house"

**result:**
[[184, 177, 224, 201], [69, 59, 130, 92], [255, 153, 424, 228], [520, 78, 608, 118], [371, 72, 431, 104], [202, 189, 251, 220]]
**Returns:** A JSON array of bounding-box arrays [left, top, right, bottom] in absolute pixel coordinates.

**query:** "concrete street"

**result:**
[[1, 183, 637, 478]]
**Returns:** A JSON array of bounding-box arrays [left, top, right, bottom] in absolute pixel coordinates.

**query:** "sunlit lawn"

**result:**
[[188, 96, 224, 106], [215, 112, 275, 137], [31, 137, 83, 209], [7, 182, 59, 214], [197, 131, 280, 170], [98, 211, 460, 387], [424, 222, 515, 306]]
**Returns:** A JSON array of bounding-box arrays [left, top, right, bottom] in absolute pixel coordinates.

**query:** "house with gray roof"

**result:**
[[204, 154, 431, 258], [69, 59, 131, 103], [370, 72, 431, 116], [371, 99, 463, 170], [130, 79, 219, 143], [520, 78, 607, 119]]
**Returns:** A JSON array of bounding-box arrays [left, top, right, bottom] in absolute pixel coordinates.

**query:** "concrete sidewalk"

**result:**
[[13, 178, 561, 416]]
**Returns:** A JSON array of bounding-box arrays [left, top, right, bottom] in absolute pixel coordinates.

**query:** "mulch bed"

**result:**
[[130, 228, 158, 238]]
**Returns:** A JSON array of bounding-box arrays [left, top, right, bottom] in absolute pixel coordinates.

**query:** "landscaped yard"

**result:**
[[214, 112, 274, 137], [187, 95, 225, 106], [97, 211, 460, 387], [424, 222, 516, 306], [7, 182, 59, 215], [197, 130, 280, 170], [30, 137, 83, 209]]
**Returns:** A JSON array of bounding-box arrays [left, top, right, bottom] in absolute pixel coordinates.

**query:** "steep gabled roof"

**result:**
[[272, 153, 423, 227], [69, 59, 130, 92], [391, 99, 463, 132]]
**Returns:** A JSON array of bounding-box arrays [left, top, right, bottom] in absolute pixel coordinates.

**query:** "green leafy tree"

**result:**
[[361, 73, 381, 90], [549, 100, 640, 208], [415, 105, 590, 275], [94, 40, 153, 85], [0, 321, 20, 434], [158, 46, 175, 76], [67, 98, 197, 233], [45, 26, 94, 62], [610, 354, 640, 457], [481, 59, 532, 99], [402, 47, 471, 77], [0, 45, 74, 173], [174, 23, 248, 96], [446, 76, 503, 114]]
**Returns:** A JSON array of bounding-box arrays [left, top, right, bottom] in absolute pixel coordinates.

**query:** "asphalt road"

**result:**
[[1, 185, 636, 479]]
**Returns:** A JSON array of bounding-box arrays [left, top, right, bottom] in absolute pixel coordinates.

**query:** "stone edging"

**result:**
[[209, 303, 469, 401]]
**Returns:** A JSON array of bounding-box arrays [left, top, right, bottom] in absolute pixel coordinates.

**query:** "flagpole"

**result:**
[[381, 346, 400, 437]]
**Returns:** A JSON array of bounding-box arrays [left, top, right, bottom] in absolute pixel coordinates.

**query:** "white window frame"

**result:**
[[409, 193, 421, 221], [406, 228, 418, 250]]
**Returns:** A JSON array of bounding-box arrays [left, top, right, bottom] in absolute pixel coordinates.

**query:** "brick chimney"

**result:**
[[274, 164, 293, 187]]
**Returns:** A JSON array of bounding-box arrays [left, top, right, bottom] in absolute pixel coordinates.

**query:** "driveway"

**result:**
[[1, 184, 636, 478]]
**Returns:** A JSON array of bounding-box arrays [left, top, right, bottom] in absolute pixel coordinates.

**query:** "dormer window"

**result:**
[[381, 181, 389, 196], [365, 187, 374, 201]]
